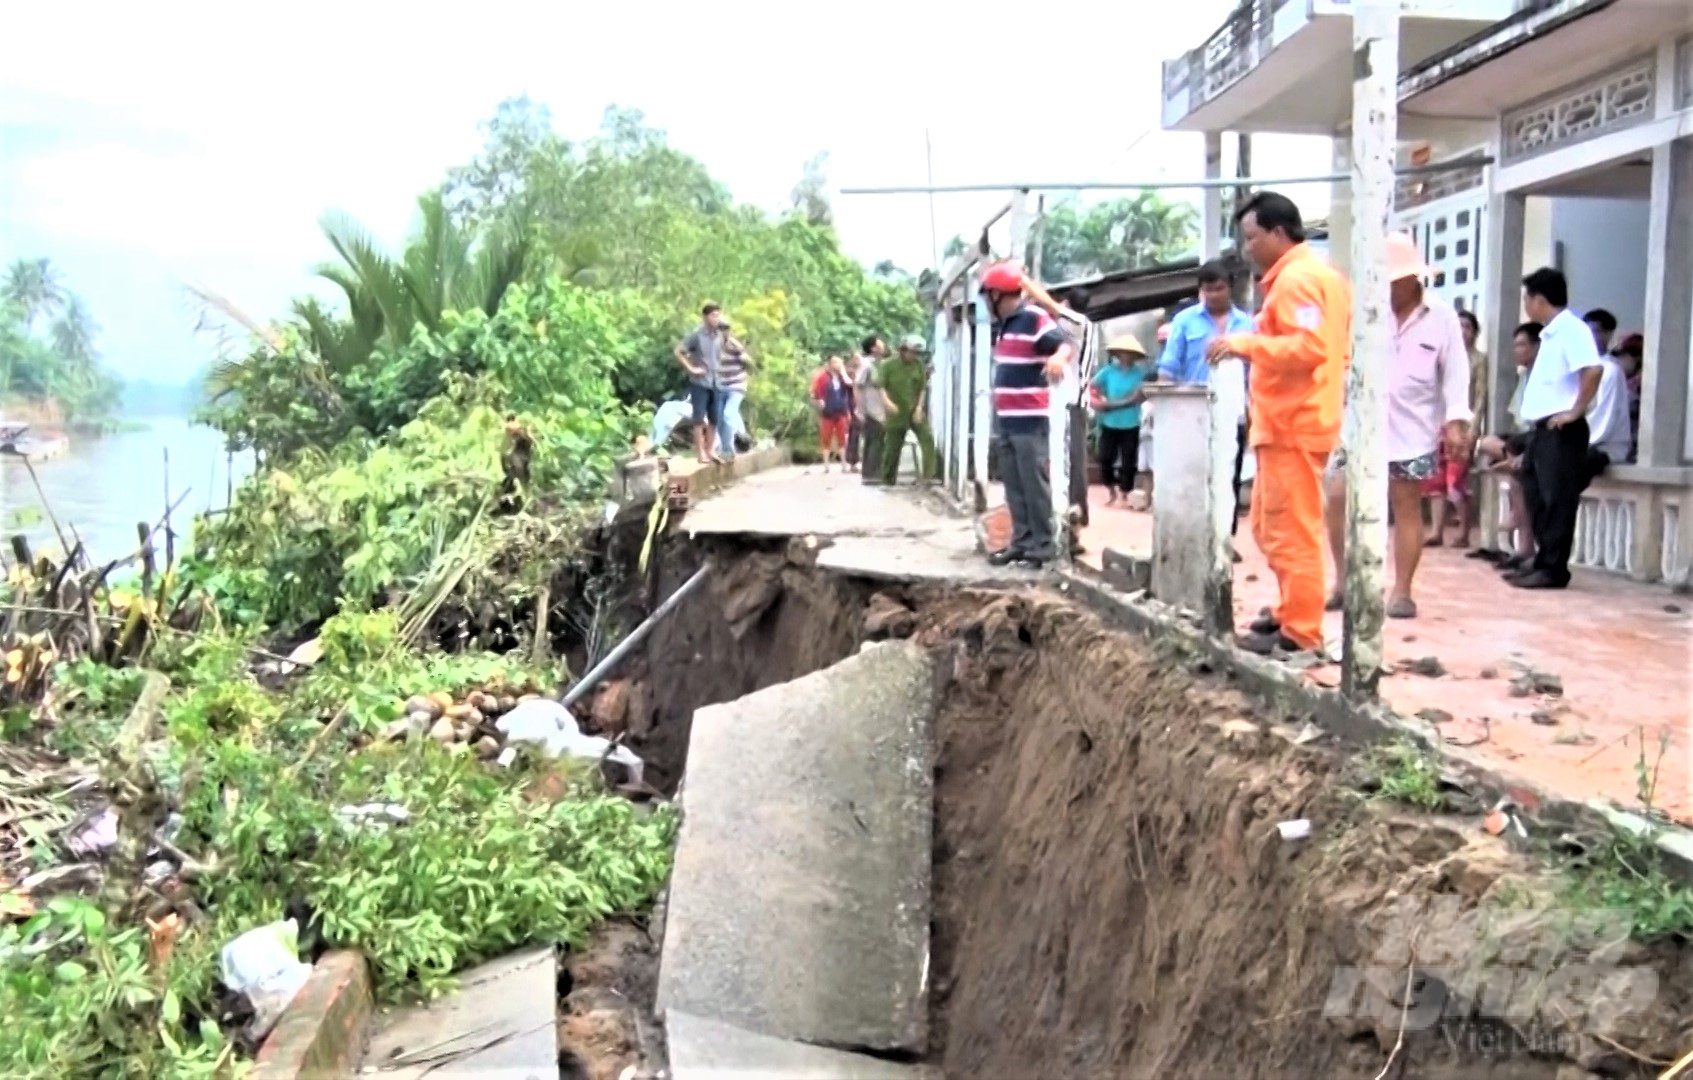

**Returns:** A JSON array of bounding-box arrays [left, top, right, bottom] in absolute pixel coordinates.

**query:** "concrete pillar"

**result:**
[[970, 278, 993, 497], [932, 309, 953, 488], [1638, 137, 1693, 467], [1146, 384, 1225, 619], [1328, 131, 1354, 276], [1007, 189, 1030, 264], [1341, 0, 1398, 702], [1202, 132, 1225, 260], [1479, 188, 1527, 551]]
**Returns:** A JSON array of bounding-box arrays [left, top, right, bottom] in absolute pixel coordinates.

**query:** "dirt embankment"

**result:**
[[921, 589, 1691, 1080], [621, 536, 872, 792]]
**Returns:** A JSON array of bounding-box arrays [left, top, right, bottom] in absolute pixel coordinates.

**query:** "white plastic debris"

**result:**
[[220, 919, 312, 1040], [64, 807, 118, 857], [1276, 819, 1313, 842], [336, 802, 411, 827], [495, 698, 645, 783]]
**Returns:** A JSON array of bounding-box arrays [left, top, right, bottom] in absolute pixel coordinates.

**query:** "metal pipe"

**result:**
[[560, 564, 712, 708], [839, 156, 1492, 196]]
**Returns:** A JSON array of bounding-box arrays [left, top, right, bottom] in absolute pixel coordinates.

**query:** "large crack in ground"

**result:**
[[562, 534, 1693, 1080]]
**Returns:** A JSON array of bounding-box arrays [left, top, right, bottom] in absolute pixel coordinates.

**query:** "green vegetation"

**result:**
[[942, 191, 1199, 282], [1, 258, 124, 427], [4, 98, 934, 1076], [1361, 738, 1448, 812]]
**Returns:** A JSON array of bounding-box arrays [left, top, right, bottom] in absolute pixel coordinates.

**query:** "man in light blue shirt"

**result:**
[[1155, 260, 1255, 537]]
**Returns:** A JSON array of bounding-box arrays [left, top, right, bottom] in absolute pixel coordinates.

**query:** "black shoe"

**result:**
[[1508, 570, 1567, 590], [1248, 614, 1280, 635], [1236, 629, 1306, 657], [1498, 555, 1532, 573], [1012, 556, 1046, 571], [987, 549, 1025, 567], [1468, 547, 1508, 563]]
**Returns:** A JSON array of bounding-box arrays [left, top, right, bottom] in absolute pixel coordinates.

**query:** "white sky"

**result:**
[[0, 0, 1331, 382]]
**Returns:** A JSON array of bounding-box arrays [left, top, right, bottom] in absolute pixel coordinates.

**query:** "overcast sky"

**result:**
[[1, 0, 1330, 383]]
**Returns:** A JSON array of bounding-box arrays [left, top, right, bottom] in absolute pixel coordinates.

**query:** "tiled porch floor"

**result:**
[[1070, 485, 1693, 823]]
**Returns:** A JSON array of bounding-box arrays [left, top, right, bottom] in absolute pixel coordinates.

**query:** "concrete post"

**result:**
[[1341, 0, 1399, 702], [1206, 360, 1246, 633], [932, 309, 953, 488], [1049, 351, 1075, 561], [1008, 189, 1030, 263], [1480, 190, 1526, 550], [1202, 133, 1225, 260], [1328, 130, 1354, 276], [971, 279, 994, 500], [952, 303, 972, 505], [1233, 134, 1256, 309], [1638, 138, 1693, 467]]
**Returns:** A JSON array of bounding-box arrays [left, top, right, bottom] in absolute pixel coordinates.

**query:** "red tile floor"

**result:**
[[1063, 485, 1693, 822]]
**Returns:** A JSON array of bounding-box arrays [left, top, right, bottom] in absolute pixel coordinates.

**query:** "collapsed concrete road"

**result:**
[[657, 640, 936, 1075]]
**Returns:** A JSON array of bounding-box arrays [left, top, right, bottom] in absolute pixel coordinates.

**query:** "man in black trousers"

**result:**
[[1508, 268, 1603, 590]]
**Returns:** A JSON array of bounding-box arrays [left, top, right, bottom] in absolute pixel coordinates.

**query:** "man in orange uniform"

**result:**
[[1206, 192, 1352, 655]]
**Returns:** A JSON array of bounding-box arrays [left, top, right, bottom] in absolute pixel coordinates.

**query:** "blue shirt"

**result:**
[[1092, 363, 1147, 429], [1158, 303, 1255, 385]]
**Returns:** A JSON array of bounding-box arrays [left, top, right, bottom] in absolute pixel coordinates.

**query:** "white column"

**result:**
[[971, 279, 994, 498], [1328, 130, 1354, 275], [1205, 361, 1246, 633], [1480, 188, 1527, 550], [1049, 340, 1076, 559], [1341, 0, 1398, 702], [1638, 137, 1693, 467], [1008, 189, 1031, 264], [932, 309, 952, 488], [951, 304, 971, 504], [1202, 132, 1224, 259]]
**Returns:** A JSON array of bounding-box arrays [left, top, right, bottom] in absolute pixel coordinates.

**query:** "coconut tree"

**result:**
[[51, 296, 100, 383], [3, 258, 66, 332]]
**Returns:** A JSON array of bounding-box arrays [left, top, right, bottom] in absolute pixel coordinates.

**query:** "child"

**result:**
[[1090, 335, 1150, 507]]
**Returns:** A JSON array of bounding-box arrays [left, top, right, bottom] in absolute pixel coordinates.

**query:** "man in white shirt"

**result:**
[[1509, 268, 1603, 590], [1325, 234, 1472, 619], [1587, 353, 1633, 466]]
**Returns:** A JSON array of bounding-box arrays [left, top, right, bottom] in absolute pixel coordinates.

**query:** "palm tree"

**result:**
[[3, 258, 66, 332], [51, 296, 100, 378], [316, 188, 533, 359]]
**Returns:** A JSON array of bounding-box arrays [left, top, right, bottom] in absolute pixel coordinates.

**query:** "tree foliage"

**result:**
[[1, 259, 124, 424], [1037, 193, 1199, 281]]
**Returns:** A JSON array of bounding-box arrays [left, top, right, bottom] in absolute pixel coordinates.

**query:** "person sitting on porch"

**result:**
[[1614, 332, 1643, 461], [1470, 321, 1542, 570], [1584, 308, 1618, 356], [1588, 345, 1634, 470], [1090, 335, 1150, 508], [1156, 261, 1255, 537], [1206, 191, 1352, 657], [1508, 268, 1603, 591], [1323, 233, 1471, 620]]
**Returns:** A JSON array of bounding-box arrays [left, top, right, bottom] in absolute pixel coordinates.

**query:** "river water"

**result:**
[[0, 417, 254, 564]]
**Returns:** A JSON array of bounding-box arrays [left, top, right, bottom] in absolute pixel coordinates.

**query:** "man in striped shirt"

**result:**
[[980, 261, 1073, 569]]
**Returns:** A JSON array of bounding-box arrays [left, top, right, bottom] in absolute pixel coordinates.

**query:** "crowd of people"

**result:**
[[1096, 190, 1643, 656], [655, 189, 1645, 655]]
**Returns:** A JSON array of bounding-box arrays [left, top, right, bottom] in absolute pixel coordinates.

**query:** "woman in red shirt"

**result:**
[[812, 355, 854, 472]]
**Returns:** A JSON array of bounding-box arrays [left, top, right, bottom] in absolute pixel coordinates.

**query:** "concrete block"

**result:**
[[666, 1011, 937, 1079], [359, 947, 557, 1079], [252, 951, 372, 1080], [658, 642, 934, 1054]]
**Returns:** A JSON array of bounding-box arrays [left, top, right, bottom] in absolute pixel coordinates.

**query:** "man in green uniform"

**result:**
[[875, 334, 937, 486]]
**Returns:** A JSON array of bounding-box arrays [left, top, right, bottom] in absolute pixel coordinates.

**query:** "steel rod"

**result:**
[[560, 563, 712, 708], [839, 156, 1490, 196]]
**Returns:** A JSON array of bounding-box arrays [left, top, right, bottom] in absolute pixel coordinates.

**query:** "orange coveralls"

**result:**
[[1223, 243, 1352, 649]]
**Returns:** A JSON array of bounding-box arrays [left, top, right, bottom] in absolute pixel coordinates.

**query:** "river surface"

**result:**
[[0, 417, 254, 563]]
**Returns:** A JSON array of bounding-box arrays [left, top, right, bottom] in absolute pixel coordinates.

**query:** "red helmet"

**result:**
[[979, 261, 1024, 294]]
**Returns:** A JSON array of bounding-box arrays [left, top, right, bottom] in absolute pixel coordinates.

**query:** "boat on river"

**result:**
[[0, 422, 71, 463]]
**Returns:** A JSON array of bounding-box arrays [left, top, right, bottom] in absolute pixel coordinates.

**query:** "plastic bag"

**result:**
[[220, 919, 312, 1040]]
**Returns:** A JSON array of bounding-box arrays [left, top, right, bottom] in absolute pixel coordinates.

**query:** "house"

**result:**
[[1159, 0, 1693, 585]]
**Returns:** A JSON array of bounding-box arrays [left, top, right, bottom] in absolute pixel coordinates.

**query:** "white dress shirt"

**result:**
[[1519, 308, 1603, 422], [1587, 355, 1633, 462]]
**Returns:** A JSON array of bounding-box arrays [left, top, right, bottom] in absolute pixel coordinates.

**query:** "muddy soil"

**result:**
[[921, 589, 1691, 1079], [570, 536, 1690, 1080], [617, 536, 873, 792]]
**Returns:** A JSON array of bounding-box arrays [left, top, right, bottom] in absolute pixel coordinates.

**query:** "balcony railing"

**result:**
[[1393, 159, 1485, 211], [1162, 0, 1291, 110]]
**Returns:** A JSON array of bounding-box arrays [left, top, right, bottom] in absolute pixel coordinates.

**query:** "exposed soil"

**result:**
[[561, 534, 1693, 1080], [922, 589, 1691, 1079]]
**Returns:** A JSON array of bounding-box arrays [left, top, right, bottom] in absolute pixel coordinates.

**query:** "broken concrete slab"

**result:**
[[666, 1010, 939, 1080], [658, 641, 934, 1054], [360, 947, 557, 1079]]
